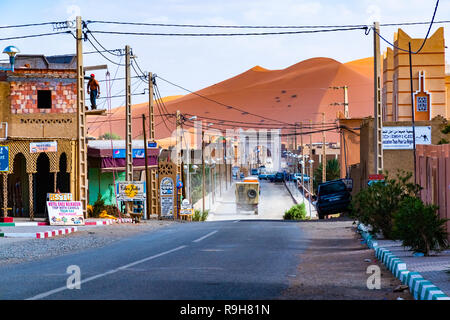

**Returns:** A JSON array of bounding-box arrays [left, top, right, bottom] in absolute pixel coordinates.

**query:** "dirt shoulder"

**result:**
[[0, 220, 178, 266], [281, 218, 413, 300]]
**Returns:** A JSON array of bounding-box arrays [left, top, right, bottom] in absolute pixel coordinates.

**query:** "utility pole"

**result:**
[[202, 130, 206, 213], [75, 16, 88, 217], [142, 114, 150, 220], [309, 119, 313, 193], [322, 113, 326, 183], [374, 21, 384, 174], [176, 110, 182, 219], [300, 122, 305, 203], [125, 45, 133, 182], [330, 86, 349, 118], [148, 72, 158, 218], [294, 123, 298, 152], [409, 42, 417, 183]]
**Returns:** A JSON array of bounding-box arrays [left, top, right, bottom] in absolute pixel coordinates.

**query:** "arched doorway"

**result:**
[[57, 153, 70, 193], [35, 153, 53, 217], [8, 153, 29, 217]]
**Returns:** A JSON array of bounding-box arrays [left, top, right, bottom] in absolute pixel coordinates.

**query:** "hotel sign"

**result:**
[[382, 126, 431, 150], [30, 141, 57, 153]]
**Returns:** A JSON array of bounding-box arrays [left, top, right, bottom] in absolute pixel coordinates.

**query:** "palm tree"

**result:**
[[313, 158, 340, 192]]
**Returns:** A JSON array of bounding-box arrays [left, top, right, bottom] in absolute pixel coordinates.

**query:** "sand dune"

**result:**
[[88, 57, 374, 145]]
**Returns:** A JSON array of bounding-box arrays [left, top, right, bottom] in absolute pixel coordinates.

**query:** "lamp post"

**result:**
[[0, 46, 20, 72], [308, 159, 315, 218]]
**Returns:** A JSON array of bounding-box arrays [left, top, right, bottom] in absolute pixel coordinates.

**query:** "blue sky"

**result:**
[[1, 0, 449, 108]]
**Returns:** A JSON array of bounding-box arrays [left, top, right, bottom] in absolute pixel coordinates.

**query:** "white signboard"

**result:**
[[160, 177, 174, 217], [47, 201, 85, 226], [116, 181, 146, 201], [382, 126, 431, 150], [30, 141, 57, 153]]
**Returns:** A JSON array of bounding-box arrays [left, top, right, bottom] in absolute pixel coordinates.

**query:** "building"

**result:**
[[382, 27, 448, 122], [0, 54, 78, 220], [87, 140, 159, 205]]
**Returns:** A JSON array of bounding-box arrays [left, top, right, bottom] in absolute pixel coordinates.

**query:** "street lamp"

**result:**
[[308, 159, 315, 218], [0, 46, 20, 72]]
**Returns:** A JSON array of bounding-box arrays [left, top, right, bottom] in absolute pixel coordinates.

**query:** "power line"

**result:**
[[0, 21, 65, 29], [85, 19, 450, 29], [0, 31, 71, 41], [155, 75, 295, 126], [86, 27, 367, 37], [372, 0, 440, 54]]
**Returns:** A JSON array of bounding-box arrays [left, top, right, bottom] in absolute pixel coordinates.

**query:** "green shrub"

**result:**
[[284, 203, 308, 220], [192, 209, 209, 222], [393, 196, 449, 256], [349, 170, 421, 239], [92, 194, 106, 218]]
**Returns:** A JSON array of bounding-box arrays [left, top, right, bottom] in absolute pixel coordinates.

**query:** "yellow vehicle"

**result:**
[[235, 177, 260, 214]]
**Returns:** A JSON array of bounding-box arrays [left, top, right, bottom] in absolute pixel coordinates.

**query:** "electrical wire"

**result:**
[[372, 0, 440, 54], [85, 19, 450, 29], [85, 35, 125, 66], [0, 31, 71, 41], [155, 75, 295, 126], [0, 21, 64, 29], [87, 27, 367, 37]]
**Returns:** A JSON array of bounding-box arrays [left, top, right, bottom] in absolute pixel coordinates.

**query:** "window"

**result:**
[[37, 90, 52, 109], [417, 96, 428, 112]]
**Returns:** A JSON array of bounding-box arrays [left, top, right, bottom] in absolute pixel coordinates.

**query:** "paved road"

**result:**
[[0, 218, 306, 300], [208, 180, 294, 221]]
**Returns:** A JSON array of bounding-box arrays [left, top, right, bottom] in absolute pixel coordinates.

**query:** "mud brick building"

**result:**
[[0, 54, 77, 220]]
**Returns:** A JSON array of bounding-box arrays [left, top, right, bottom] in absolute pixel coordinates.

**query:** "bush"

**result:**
[[284, 203, 308, 220], [393, 196, 449, 256], [104, 205, 121, 217], [192, 209, 209, 222], [349, 170, 421, 239], [91, 194, 106, 218]]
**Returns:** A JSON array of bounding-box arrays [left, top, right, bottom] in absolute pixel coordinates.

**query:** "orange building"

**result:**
[[382, 27, 448, 121]]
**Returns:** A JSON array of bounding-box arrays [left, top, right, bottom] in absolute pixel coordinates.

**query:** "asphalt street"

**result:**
[[0, 219, 305, 300]]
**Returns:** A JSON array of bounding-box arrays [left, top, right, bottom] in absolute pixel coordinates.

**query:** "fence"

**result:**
[[416, 144, 450, 241]]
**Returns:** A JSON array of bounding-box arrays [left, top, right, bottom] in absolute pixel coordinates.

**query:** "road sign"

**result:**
[[0, 146, 9, 172], [116, 181, 146, 201]]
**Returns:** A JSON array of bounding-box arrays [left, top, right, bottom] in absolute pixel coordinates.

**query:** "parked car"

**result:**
[[251, 168, 259, 176], [315, 180, 352, 220], [258, 172, 268, 180], [270, 172, 285, 183], [240, 172, 245, 179], [294, 173, 310, 183]]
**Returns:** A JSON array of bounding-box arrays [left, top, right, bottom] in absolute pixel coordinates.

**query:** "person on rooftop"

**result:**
[[87, 73, 100, 110]]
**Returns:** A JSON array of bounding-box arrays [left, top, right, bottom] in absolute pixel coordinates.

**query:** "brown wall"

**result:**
[[416, 144, 450, 241], [360, 116, 450, 187], [339, 118, 362, 178]]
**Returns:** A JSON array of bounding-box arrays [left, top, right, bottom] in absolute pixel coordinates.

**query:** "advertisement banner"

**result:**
[[112, 149, 146, 159], [160, 177, 174, 217], [47, 201, 85, 226], [116, 181, 146, 201], [0, 146, 9, 172], [47, 193, 73, 201], [30, 141, 57, 153], [382, 126, 431, 150]]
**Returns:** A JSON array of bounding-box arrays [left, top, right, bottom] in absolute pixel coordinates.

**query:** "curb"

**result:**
[[357, 223, 450, 300], [0, 222, 49, 227], [0, 227, 77, 239]]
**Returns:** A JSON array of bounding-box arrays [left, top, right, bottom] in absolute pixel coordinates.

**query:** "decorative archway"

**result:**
[[57, 152, 70, 193], [8, 153, 29, 217], [34, 153, 53, 217]]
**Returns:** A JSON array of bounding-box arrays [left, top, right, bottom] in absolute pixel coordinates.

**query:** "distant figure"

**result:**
[[87, 74, 100, 110]]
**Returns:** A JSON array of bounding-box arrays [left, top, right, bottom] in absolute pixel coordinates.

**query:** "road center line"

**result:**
[[192, 230, 218, 243], [26, 245, 187, 300]]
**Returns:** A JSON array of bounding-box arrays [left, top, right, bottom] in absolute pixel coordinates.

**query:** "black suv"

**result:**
[[315, 180, 351, 219], [270, 172, 285, 183]]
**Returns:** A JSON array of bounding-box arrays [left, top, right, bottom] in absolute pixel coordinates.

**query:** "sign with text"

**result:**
[[160, 177, 174, 217], [47, 193, 73, 201], [116, 181, 146, 201], [0, 146, 9, 172], [47, 201, 85, 226], [30, 141, 57, 153], [382, 126, 431, 150]]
